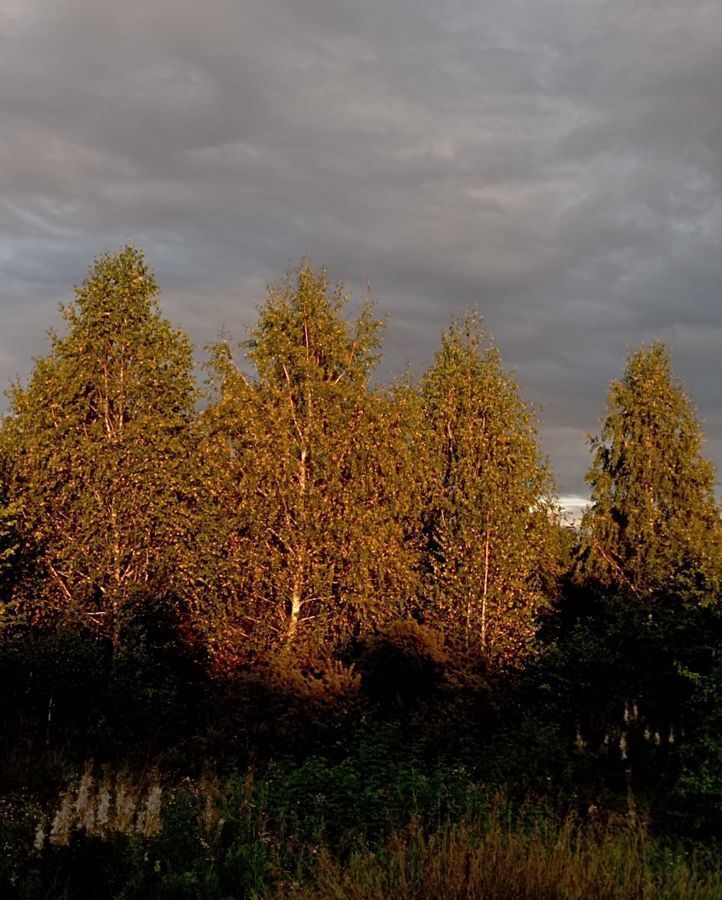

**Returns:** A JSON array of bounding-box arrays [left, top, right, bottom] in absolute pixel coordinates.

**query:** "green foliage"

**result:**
[[528, 582, 722, 844], [197, 262, 423, 660], [4, 778, 721, 899], [580, 342, 722, 599], [422, 313, 560, 664], [0, 497, 18, 582], [662, 600, 722, 840], [0, 247, 199, 648], [0, 607, 206, 770], [0, 493, 20, 631]]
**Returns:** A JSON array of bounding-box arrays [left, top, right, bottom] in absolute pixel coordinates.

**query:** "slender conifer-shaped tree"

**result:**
[[0, 247, 198, 648], [422, 314, 559, 664], [581, 342, 722, 600]]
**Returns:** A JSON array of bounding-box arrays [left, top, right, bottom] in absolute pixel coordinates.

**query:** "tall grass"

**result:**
[[8, 770, 722, 898], [291, 813, 722, 900]]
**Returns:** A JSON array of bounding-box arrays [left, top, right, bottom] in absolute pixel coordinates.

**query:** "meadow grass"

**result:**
[[6, 766, 722, 898], [289, 812, 722, 900]]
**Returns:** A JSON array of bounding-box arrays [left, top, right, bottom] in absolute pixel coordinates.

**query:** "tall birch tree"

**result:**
[[0, 247, 198, 648], [198, 263, 422, 660], [422, 314, 559, 664]]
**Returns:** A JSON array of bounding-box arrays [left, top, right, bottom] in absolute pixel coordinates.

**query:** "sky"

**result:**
[[0, 0, 720, 508]]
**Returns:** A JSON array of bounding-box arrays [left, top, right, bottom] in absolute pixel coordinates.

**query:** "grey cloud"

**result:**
[[0, 0, 719, 498]]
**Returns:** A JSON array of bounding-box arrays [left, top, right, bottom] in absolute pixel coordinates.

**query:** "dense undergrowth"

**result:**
[[5, 785, 721, 899], [1, 592, 721, 898]]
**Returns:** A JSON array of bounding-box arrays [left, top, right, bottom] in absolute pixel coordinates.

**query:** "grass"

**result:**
[[5, 766, 722, 899], [289, 813, 722, 900]]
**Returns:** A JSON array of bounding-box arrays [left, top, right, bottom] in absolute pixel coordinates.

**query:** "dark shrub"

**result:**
[[357, 621, 449, 708]]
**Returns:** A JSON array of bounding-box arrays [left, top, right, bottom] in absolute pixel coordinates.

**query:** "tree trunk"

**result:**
[[481, 525, 491, 651], [287, 446, 307, 642], [287, 573, 302, 642]]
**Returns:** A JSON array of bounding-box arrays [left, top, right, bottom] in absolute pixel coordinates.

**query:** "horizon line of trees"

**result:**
[[1, 246, 720, 667]]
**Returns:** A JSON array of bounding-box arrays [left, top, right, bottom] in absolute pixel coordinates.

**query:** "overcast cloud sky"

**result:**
[[0, 0, 719, 503]]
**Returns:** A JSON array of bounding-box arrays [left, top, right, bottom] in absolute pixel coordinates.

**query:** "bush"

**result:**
[[356, 621, 449, 708]]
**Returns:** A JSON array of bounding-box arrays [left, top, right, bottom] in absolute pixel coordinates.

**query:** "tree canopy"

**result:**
[[0, 246, 198, 646], [421, 314, 560, 663], [580, 342, 722, 600], [2, 248, 719, 672], [195, 263, 424, 661]]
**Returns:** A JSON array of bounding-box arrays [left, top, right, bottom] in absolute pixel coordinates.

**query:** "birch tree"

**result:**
[[198, 263, 422, 660], [0, 247, 198, 648], [422, 314, 559, 664]]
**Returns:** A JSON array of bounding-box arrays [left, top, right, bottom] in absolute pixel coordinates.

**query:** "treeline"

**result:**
[[1, 247, 722, 895], [2, 246, 718, 664]]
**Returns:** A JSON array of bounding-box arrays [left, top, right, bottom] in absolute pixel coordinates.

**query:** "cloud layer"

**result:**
[[1, 0, 719, 498]]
